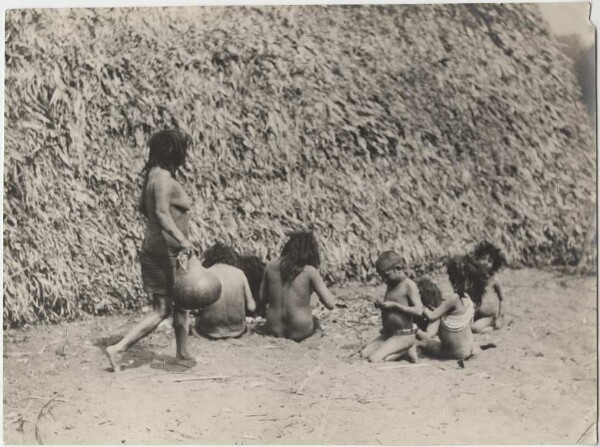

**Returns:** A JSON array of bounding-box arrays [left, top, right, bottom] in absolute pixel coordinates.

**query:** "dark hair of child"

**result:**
[[280, 232, 321, 283], [472, 241, 507, 276], [446, 255, 489, 308], [417, 277, 443, 308], [202, 242, 242, 269], [415, 277, 443, 331]]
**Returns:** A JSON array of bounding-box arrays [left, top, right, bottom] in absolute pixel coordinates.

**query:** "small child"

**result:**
[[263, 232, 336, 342], [419, 255, 486, 360], [470, 241, 507, 333], [361, 251, 423, 363], [193, 243, 256, 339]]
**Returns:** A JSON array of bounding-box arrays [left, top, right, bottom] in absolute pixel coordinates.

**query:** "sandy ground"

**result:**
[[3, 268, 597, 445]]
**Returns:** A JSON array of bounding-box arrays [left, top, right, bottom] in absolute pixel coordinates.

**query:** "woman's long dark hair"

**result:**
[[472, 241, 507, 276], [140, 128, 191, 216], [280, 232, 320, 283], [144, 129, 190, 177], [446, 255, 489, 308]]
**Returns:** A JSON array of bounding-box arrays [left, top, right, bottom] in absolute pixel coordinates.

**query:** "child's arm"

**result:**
[[381, 281, 423, 317], [258, 267, 269, 311], [423, 294, 459, 322], [493, 279, 504, 303], [308, 267, 336, 310], [243, 277, 256, 314], [416, 320, 440, 340], [493, 279, 504, 323]]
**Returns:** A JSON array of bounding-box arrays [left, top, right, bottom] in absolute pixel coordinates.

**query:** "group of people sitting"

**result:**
[[104, 129, 505, 371], [186, 235, 505, 365]]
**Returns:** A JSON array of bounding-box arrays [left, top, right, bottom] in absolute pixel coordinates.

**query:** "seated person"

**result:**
[[360, 251, 423, 363], [470, 241, 507, 333], [193, 243, 256, 339], [263, 232, 335, 342], [419, 255, 487, 360]]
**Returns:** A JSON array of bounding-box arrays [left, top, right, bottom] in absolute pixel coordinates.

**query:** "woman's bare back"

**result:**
[[264, 261, 335, 342]]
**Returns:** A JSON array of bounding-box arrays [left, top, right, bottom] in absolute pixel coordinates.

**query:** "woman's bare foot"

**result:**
[[176, 349, 194, 361], [105, 345, 123, 372]]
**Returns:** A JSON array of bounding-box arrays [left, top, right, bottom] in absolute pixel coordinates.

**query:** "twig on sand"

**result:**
[[26, 396, 69, 403], [35, 395, 62, 444], [172, 375, 230, 383], [129, 372, 206, 381], [375, 363, 432, 371], [294, 361, 324, 395], [576, 420, 597, 444], [168, 429, 193, 440]]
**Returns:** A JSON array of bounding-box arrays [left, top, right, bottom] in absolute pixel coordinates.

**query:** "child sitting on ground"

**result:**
[[361, 251, 423, 363], [419, 255, 486, 360], [193, 243, 256, 339], [263, 232, 336, 342], [471, 241, 507, 333]]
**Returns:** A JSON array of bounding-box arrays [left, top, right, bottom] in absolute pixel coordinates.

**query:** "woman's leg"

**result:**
[[418, 338, 447, 359], [106, 294, 172, 371], [173, 306, 192, 360]]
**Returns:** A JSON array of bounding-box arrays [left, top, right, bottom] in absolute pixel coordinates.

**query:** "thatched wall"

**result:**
[[4, 5, 595, 326]]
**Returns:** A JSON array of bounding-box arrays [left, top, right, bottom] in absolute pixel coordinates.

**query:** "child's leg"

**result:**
[[472, 317, 495, 334], [382, 344, 419, 363], [418, 338, 447, 359], [368, 334, 416, 363], [173, 306, 192, 360], [106, 294, 172, 371], [360, 334, 386, 358]]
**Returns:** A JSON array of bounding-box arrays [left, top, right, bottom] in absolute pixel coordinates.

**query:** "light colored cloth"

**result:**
[[195, 264, 254, 339], [441, 295, 475, 332], [138, 249, 178, 295]]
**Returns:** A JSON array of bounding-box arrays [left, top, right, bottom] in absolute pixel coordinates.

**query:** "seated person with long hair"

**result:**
[[419, 255, 488, 360], [263, 232, 336, 342]]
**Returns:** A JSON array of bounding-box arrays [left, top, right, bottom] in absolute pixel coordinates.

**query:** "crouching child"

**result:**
[[360, 251, 423, 363]]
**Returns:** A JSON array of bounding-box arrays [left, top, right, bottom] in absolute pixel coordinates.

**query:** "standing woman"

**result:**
[[106, 129, 194, 371]]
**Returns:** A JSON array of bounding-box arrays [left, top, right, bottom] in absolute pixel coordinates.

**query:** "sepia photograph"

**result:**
[[3, 0, 597, 444]]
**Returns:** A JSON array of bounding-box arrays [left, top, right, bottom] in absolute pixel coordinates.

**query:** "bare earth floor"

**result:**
[[3, 269, 598, 445]]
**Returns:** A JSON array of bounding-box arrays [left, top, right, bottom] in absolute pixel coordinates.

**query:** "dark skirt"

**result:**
[[138, 249, 179, 296]]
